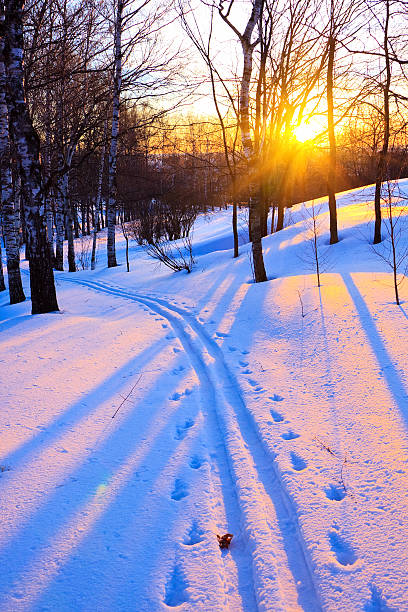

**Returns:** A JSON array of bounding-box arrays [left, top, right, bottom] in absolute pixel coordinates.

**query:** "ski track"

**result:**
[[66, 276, 322, 612]]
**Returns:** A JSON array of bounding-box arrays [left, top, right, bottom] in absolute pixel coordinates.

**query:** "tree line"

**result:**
[[1, 0, 408, 312]]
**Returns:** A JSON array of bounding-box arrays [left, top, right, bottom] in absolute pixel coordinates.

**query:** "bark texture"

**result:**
[[374, 0, 391, 245], [0, 16, 24, 303], [238, 0, 267, 282], [4, 0, 58, 314], [107, 0, 123, 268], [91, 119, 107, 270], [327, 31, 339, 245], [0, 238, 5, 291]]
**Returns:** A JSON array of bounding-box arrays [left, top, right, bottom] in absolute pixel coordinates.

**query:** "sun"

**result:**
[[293, 117, 326, 143]]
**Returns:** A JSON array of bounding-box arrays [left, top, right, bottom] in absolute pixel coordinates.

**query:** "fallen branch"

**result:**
[[112, 374, 143, 419]]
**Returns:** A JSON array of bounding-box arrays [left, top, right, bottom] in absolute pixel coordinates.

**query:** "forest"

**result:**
[[1, 0, 408, 310]]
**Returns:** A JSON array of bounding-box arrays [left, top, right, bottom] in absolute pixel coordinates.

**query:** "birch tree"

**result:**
[[0, 8, 24, 303], [219, 0, 267, 282], [4, 0, 58, 314], [0, 239, 5, 291], [107, 0, 124, 268], [91, 117, 108, 270]]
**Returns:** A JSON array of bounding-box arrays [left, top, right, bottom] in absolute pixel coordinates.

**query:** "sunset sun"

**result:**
[[293, 117, 326, 142]]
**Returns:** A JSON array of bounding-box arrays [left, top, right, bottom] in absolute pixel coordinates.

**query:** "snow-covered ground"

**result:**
[[1, 182, 408, 611]]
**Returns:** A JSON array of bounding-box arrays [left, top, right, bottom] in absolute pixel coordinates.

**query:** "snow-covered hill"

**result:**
[[1, 181, 408, 611]]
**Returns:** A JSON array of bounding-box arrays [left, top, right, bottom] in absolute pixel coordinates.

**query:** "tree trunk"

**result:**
[[107, 0, 123, 268], [327, 31, 339, 245], [4, 0, 58, 314], [270, 203, 276, 234], [0, 26, 24, 303], [66, 204, 76, 272], [238, 0, 267, 282], [374, 0, 391, 245], [91, 118, 107, 271], [276, 201, 285, 232], [55, 165, 65, 271], [260, 182, 268, 237], [232, 201, 239, 258], [0, 235, 6, 291]]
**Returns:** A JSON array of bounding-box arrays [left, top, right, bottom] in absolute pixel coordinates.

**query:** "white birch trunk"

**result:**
[[0, 19, 25, 303], [0, 232, 5, 291], [91, 119, 108, 270], [107, 0, 124, 268], [238, 0, 267, 282], [4, 0, 58, 314]]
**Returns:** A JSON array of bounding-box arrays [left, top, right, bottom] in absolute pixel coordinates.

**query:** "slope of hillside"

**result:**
[[0, 182, 407, 611]]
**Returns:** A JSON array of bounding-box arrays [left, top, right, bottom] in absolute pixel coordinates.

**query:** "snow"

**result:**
[[1, 181, 408, 611]]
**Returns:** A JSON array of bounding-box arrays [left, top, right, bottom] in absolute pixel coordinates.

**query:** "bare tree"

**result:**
[[0, 10, 24, 304], [106, 0, 124, 268], [301, 201, 332, 287], [219, 0, 267, 282], [144, 235, 195, 273], [0, 238, 5, 292], [372, 181, 408, 305], [326, 0, 339, 245], [91, 117, 108, 270], [4, 0, 58, 314], [178, 2, 241, 257], [373, 0, 392, 244]]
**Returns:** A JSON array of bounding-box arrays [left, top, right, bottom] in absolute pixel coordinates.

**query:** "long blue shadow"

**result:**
[[34, 428, 203, 612], [342, 272, 408, 424], [192, 229, 249, 258], [0, 357, 196, 608], [1, 335, 166, 468]]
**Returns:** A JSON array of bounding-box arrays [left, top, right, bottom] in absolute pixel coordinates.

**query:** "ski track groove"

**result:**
[[68, 277, 322, 612]]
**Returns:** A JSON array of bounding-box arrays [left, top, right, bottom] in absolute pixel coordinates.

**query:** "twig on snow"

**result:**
[[112, 374, 143, 419]]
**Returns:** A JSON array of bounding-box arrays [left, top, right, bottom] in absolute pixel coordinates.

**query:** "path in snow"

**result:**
[[69, 277, 322, 612]]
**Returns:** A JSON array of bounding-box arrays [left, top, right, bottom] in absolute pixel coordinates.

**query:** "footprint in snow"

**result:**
[[241, 349, 250, 355], [290, 451, 307, 471], [183, 521, 205, 546], [169, 387, 192, 401], [329, 529, 357, 566], [173, 347, 181, 354], [170, 392, 182, 402], [364, 585, 395, 612], [281, 430, 300, 440], [325, 483, 346, 501], [162, 323, 168, 329], [242, 369, 253, 375], [248, 378, 264, 392], [166, 333, 176, 340], [174, 419, 194, 440], [215, 331, 229, 338], [228, 346, 237, 352], [164, 564, 189, 607], [189, 455, 204, 469], [270, 394, 284, 402], [171, 365, 185, 376], [270, 409, 284, 423], [239, 361, 249, 367], [171, 479, 189, 501]]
